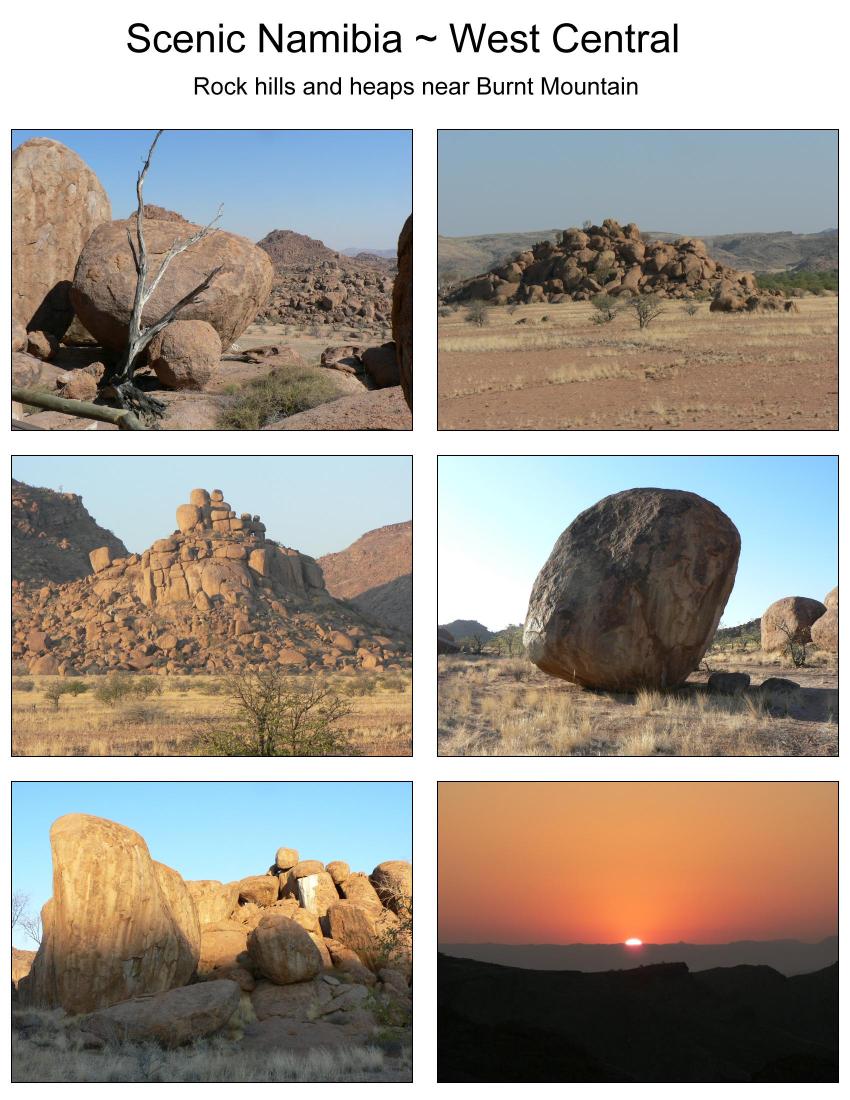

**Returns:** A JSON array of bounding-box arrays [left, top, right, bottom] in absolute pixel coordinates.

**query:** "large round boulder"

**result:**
[[811, 608, 837, 653], [24, 814, 200, 1013], [371, 860, 412, 915], [70, 211, 273, 352], [12, 138, 111, 335], [760, 596, 827, 652], [148, 320, 221, 390], [523, 488, 741, 691], [392, 214, 412, 409], [247, 913, 322, 985], [824, 586, 838, 610]]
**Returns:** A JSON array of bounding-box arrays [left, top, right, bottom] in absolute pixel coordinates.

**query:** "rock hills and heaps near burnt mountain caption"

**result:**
[[439, 488, 838, 683], [439, 224, 839, 285], [11, 137, 412, 430], [13, 812, 411, 1055], [438, 954, 838, 1083], [12, 481, 412, 676], [441, 219, 826, 312]]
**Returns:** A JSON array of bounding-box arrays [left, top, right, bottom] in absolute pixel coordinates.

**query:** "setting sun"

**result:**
[[624, 938, 643, 947]]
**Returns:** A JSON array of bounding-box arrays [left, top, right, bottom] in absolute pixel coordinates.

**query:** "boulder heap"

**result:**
[[444, 217, 772, 309], [12, 488, 411, 675], [524, 488, 741, 691], [17, 813, 412, 1047]]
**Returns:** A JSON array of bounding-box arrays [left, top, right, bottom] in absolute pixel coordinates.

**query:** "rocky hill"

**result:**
[[439, 227, 838, 283], [255, 229, 396, 340], [12, 488, 410, 676], [12, 479, 129, 587], [438, 619, 492, 640], [15, 813, 411, 1054], [318, 521, 412, 636]]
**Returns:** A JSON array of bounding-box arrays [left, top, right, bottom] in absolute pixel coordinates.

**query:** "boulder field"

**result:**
[[16, 813, 411, 1048], [444, 217, 784, 312], [524, 488, 741, 691], [12, 488, 411, 675]]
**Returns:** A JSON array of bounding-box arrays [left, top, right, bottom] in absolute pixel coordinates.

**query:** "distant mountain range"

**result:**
[[439, 953, 838, 1081], [341, 247, 397, 259], [438, 228, 838, 282], [439, 937, 837, 976], [438, 619, 493, 640]]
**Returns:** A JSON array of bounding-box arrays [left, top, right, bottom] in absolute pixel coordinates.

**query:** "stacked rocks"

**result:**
[[444, 218, 775, 309], [17, 814, 411, 1047], [12, 488, 411, 675]]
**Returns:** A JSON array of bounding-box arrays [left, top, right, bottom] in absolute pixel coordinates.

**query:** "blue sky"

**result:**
[[13, 782, 411, 946], [13, 456, 411, 558], [438, 456, 838, 630], [12, 129, 411, 248], [439, 130, 838, 236]]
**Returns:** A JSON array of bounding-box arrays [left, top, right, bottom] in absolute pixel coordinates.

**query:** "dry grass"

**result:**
[[12, 671, 412, 757], [438, 297, 837, 429], [438, 654, 837, 757], [12, 1029, 407, 1083]]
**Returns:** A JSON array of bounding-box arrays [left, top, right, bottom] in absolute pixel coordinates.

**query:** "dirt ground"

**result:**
[[437, 650, 837, 757], [12, 671, 411, 757], [438, 297, 837, 430]]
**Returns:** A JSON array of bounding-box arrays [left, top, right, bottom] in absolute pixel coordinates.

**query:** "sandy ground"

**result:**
[[438, 297, 837, 430], [437, 651, 837, 757]]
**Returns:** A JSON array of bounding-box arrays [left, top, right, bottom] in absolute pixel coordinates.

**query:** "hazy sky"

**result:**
[[12, 129, 411, 249], [439, 130, 838, 236], [13, 456, 411, 558], [438, 456, 837, 630], [13, 782, 411, 948], [439, 783, 837, 944]]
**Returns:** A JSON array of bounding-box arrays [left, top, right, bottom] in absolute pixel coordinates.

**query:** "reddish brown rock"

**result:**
[[247, 913, 323, 985], [12, 137, 111, 335], [392, 215, 413, 409], [362, 342, 401, 388], [148, 320, 222, 391], [371, 860, 412, 915], [761, 596, 827, 652], [264, 386, 411, 430], [26, 330, 58, 361], [811, 608, 837, 653], [524, 488, 741, 691]]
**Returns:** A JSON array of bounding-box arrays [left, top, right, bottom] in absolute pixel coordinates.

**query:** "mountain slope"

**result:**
[[12, 479, 129, 587], [318, 521, 412, 635], [438, 619, 492, 641]]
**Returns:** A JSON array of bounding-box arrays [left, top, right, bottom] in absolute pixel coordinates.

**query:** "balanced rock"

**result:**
[[78, 979, 240, 1049], [248, 913, 323, 985], [523, 488, 741, 691], [70, 212, 273, 352], [12, 138, 111, 335], [325, 860, 350, 885], [274, 847, 299, 871], [21, 813, 200, 1013], [761, 596, 827, 652], [392, 215, 413, 409], [148, 320, 221, 390]]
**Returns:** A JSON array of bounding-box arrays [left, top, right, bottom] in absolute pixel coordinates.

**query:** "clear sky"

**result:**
[[12, 129, 411, 249], [439, 130, 838, 236], [13, 456, 411, 558], [438, 456, 837, 630], [13, 782, 411, 947], [439, 783, 837, 944]]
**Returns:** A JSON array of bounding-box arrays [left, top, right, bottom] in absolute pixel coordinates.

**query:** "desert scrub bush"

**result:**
[[464, 301, 491, 327], [438, 306, 452, 317], [194, 668, 354, 756], [15, 679, 35, 693], [631, 295, 665, 329], [93, 672, 159, 707], [590, 293, 620, 324], [218, 368, 340, 430], [683, 302, 700, 316], [43, 680, 89, 710]]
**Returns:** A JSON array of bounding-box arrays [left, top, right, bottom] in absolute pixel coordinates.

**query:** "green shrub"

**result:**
[[465, 301, 491, 327], [754, 269, 837, 295], [217, 368, 341, 431], [43, 680, 89, 710]]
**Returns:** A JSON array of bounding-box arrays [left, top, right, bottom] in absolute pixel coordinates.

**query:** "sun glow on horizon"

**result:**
[[624, 937, 643, 946]]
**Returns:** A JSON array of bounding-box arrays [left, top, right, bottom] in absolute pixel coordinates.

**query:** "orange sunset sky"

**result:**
[[439, 783, 837, 945]]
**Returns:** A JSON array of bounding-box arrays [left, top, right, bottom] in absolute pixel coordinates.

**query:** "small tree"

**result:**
[[631, 295, 665, 330], [99, 129, 224, 422], [465, 301, 490, 327], [590, 293, 619, 325], [44, 680, 88, 710], [778, 623, 809, 668], [194, 668, 353, 756], [12, 891, 28, 929]]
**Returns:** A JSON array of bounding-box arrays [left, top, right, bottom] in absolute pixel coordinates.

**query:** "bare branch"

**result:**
[[142, 203, 224, 306], [133, 264, 223, 354]]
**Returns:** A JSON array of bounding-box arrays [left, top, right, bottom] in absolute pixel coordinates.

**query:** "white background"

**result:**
[[1, 0, 845, 1094]]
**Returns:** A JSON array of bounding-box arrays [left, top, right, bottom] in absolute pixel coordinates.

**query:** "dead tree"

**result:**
[[99, 130, 223, 421]]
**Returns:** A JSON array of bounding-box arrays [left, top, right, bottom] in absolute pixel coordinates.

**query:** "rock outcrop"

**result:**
[[264, 385, 412, 430], [71, 208, 273, 352], [12, 138, 111, 335], [524, 488, 741, 691], [12, 479, 128, 587], [18, 813, 411, 1047], [444, 218, 770, 309], [318, 521, 412, 636], [12, 488, 411, 675], [760, 596, 827, 652], [393, 215, 413, 409]]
